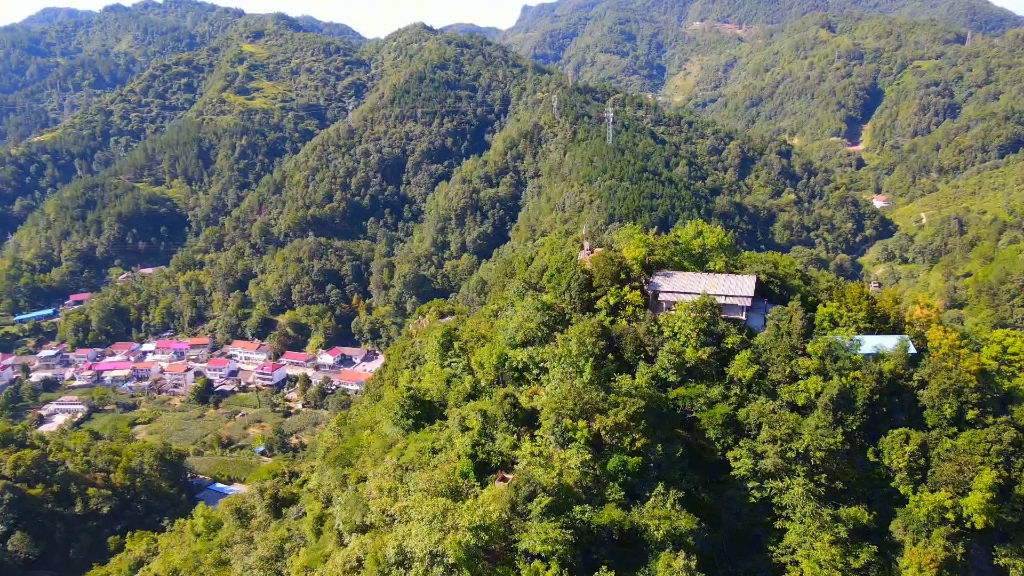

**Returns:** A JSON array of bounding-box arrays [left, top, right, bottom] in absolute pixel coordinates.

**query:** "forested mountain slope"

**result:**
[[0, 21, 884, 354], [500, 0, 1023, 92], [0, 1, 364, 238], [91, 223, 1024, 575]]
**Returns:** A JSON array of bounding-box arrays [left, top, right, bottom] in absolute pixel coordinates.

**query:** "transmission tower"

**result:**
[[606, 104, 614, 145], [553, 94, 559, 118], [347, 98, 356, 127]]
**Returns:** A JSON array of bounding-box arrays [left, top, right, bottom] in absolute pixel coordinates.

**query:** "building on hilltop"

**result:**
[[646, 271, 773, 332], [873, 195, 891, 209]]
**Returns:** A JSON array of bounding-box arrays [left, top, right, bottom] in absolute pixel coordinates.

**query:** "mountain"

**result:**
[[441, 23, 503, 40], [501, 0, 1024, 92]]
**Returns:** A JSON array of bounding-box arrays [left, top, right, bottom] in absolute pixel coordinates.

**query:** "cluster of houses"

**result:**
[[0, 336, 382, 398]]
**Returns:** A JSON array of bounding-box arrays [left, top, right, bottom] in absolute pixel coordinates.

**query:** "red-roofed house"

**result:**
[[0, 353, 14, 366], [281, 351, 314, 368], [873, 195, 891, 209], [155, 340, 190, 357], [229, 340, 271, 365], [187, 337, 212, 358], [205, 358, 237, 381], [253, 363, 287, 387], [131, 362, 159, 380], [109, 342, 139, 355], [163, 363, 194, 387], [71, 348, 103, 365], [337, 369, 373, 393], [87, 361, 134, 373], [0, 363, 13, 386], [64, 293, 92, 308], [317, 347, 367, 369]]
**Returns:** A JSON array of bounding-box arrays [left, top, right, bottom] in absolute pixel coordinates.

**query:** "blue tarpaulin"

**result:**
[[13, 309, 56, 323], [207, 483, 241, 495]]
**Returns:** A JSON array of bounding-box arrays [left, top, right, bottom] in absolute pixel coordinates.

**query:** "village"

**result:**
[[0, 292, 383, 432]]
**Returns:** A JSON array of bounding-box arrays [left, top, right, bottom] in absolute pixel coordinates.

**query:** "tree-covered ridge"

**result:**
[[0, 0, 246, 146], [91, 222, 1024, 575], [0, 420, 192, 575], [501, 0, 1023, 92], [0, 18, 370, 314]]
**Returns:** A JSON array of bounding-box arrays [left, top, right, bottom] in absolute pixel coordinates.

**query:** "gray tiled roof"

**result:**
[[647, 272, 758, 298]]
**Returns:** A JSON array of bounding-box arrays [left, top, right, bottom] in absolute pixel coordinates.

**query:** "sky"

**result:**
[[1, 0, 1023, 36], [0, 0, 540, 37]]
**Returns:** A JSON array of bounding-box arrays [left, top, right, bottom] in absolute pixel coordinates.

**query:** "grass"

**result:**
[[240, 43, 271, 58], [221, 79, 288, 110], [187, 455, 264, 483], [221, 392, 260, 410]]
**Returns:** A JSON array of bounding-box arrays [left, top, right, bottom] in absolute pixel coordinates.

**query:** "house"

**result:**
[[873, 195, 891, 209], [229, 340, 272, 365], [187, 337, 212, 358], [104, 369, 132, 386], [205, 358, 237, 381], [0, 364, 13, 387], [646, 271, 773, 331], [40, 396, 88, 416], [281, 351, 314, 368], [14, 309, 57, 324], [86, 361, 133, 375], [337, 369, 373, 393], [35, 348, 66, 368], [131, 362, 158, 380], [163, 363, 195, 387], [70, 348, 102, 365], [71, 370, 98, 388], [109, 342, 139, 356], [318, 347, 368, 369], [849, 335, 918, 355], [252, 362, 288, 388], [155, 339, 190, 358], [64, 293, 92, 308]]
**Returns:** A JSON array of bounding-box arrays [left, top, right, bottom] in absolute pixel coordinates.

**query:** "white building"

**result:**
[[205, 358, 237, 381], [229, 340, 272, 365], [252, 362, 288, 388], [873, 195, 891, 209], [41, 396, 88, 415]]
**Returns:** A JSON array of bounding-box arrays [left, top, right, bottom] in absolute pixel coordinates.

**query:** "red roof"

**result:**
[[338, 370, 373, 384], [132, 362, 155, 370], [67, 293, 92, 303], [88, 361, 133, 372], [874, 195, 889, 201], [230, 340, 263, 351], [156, 340, 190, 351], [207, 358, 231, 368], [110, 342, 138, 353], [164, 364, 192, 374], [281, 351, 312, 362], [254, 363, 286, 373], [0, 353, 14, 364], [188, 337, 211, 346], [323, 346, 365, 358]]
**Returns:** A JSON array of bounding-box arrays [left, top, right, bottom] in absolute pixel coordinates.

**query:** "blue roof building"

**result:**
[[851, 335, 917, 355], [13, 309, 56, 323]]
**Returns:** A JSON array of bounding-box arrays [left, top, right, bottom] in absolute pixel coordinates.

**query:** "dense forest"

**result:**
[[1, 0, 1024, 573]]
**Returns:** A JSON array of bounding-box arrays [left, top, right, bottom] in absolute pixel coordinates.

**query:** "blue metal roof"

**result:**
[[13, 309, 56, 322], [207, 483, 241, 495], [852, 335, 917, 355]]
